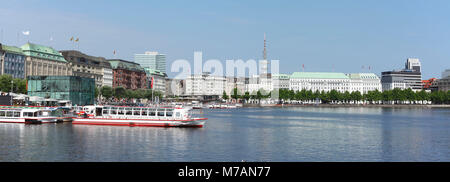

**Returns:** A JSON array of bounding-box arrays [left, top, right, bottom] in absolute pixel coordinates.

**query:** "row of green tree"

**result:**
[[0, 75, 27, 94], [95, 86, 163, 100], [224, 88, 450, 104]]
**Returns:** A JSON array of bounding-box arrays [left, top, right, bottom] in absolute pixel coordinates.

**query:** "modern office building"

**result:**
[[21, 42, 71, 77], [144, 67, 167, 94], [108, 59, 147, 90], [60, 50, 112, 87], [289, 72, 351, 93], [346, 73, 382, 94], [134, 51, 166, 74], [0, 43, 26, 79], [381, 58, 423, 91], [27, 76, 95, 106]]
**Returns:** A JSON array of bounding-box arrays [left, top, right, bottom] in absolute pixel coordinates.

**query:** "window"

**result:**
[[6, 111, 13, 117], [24, 112, 34, 117], [13, 112, 20, 117], [126, 110, 132, 115], [102, 109, 109, 115], [141, 109, 148, 116], [176, 112, 180, 117], [166, 109, 173, 117], [157, 109, 165, 116], [0, 111, 5, 117], [118, 108, 125, 115], [133, 108, 141, 116], [149, 109, 156, 116]]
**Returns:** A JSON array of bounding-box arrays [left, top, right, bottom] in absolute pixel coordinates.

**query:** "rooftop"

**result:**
[[290, 72, 349, 79], [108, 59, 145, 72], [21, 42, 67, 63]]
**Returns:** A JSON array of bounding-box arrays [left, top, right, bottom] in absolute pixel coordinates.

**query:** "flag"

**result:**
[[150, 77, 154, 89], [75, 38, 79, 42], [70, 37, 74, 41], [22, 31, 30, 36]]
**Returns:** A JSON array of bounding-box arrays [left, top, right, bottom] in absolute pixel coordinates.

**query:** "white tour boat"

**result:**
[[0, 107, 62, 124], [72, 105, 207, 127]]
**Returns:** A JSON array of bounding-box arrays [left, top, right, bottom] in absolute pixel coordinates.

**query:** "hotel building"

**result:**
[[21, 43, 71, 77]]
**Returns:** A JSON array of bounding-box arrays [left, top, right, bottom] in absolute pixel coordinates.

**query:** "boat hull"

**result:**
[[72, 118, 207, 127], [0, 117, 61, 124]]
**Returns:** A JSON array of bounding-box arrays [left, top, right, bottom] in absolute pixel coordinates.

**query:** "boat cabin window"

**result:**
[[157, 109, 165, 117], [118, 108, 125, 115], [0, 111, 5, 117], [102, 109, 109, 115], [141, 109, 148, 116], [166, 109, 173, 117], [175, 112, 180, 117], [133, 108, 141, 116], [24, 112, 34, 117], [149, 109, 156, 116], [126, 109, 132, 115], [110, 108, 117, 115], [13, 112, 20, 117], [6, 111, 13, 117]]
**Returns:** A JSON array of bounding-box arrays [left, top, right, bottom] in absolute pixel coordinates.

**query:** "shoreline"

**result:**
[[242, 104, 450, 108]]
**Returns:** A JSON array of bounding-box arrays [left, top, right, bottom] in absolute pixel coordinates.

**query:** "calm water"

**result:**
[[0, 107, 449, 162]]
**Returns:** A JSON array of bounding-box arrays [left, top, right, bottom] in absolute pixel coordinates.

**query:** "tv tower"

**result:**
[[260, 33, 268, 75]]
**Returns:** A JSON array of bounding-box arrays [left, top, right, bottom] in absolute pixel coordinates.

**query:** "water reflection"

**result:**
[[0, 107, 448, 161]]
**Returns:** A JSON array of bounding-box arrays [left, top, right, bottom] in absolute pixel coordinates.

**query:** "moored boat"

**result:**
[[0, 107, 62, 124], [72, 105, 207, 127]]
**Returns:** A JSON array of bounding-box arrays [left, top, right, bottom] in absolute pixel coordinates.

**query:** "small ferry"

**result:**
[[0, 106, 62, 124], [72, 105, 207, 127]]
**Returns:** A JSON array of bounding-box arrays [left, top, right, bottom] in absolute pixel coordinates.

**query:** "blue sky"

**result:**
[[1, 0, 449, 79]]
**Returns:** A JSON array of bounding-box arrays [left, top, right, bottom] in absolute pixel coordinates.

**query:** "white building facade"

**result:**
[[346, 73, 382, 94], [185, 73, 225, 96], [289, 72, 351, 93]]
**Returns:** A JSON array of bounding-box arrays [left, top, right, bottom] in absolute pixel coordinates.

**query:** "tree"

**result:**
[[350, 91, 362, 101], [243, 91, 250, 101], [95, 87, 100, 98], [113, 86, 126, 99], [100, 86, 113, 99], [222, 91, 229, 100], [0, 74, 13, 92], [231, 88, 240, 100]]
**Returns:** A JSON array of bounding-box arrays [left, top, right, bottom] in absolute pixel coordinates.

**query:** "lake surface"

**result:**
[[0, 107, 449, 162]]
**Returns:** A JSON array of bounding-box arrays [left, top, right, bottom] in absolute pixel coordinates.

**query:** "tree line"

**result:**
[[0, 75, 27, 94], [226, 87, 450, 104], [95, 86, 163, 100]]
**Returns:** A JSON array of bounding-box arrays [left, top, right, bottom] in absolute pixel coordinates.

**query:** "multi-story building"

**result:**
[[144, 67, 167, 95], [108, 59, 147, 90], [0, 43, 26, 79], [272, 74, 290, 90], [60, 50, 112, 87], [346, 73, 382, 94], [381, 58, 422, 91], [102, 65, 113, 88], [185, 72, 225, 97], [21, 42, 71, 77], [437, 69, 450, 91], [165, 78, 185, 96], [224, 77, 246, 96], [134, 51, 166, 74], [27, 76, 95, 106], [381, 70, 422, 91], [289, 72, 350, 93]]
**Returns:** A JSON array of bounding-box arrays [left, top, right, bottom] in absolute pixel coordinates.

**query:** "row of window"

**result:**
[[101, 108, 175, 117]]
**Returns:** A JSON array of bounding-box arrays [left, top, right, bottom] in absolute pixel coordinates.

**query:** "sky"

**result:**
[[1, 0, 449, 79]]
